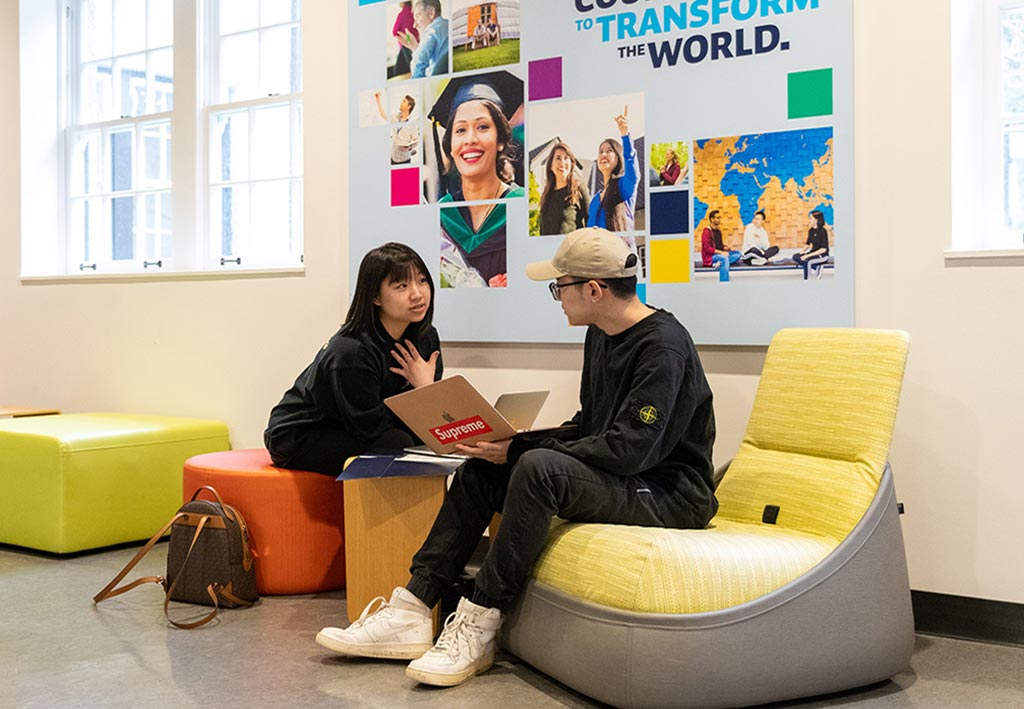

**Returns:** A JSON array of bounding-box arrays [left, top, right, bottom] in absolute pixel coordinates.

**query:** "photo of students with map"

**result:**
[[692, 126, 834, 279]]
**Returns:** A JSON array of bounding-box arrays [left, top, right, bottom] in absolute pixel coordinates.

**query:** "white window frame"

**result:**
[[950, 0, 1024, 260], [202, 0, 304, 271], [18, 0, 303, 279]]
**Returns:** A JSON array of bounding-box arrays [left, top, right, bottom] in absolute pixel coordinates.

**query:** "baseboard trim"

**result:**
[[913, 590, 1024, 647]]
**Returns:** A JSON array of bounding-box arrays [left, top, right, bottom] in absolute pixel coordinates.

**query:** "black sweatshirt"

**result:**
[[264, 324, 442, 456], [508, 309, 717, 523]]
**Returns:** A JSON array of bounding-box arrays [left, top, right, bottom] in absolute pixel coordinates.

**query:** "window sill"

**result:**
[[943, 249, 1024, 267], [20, 267, 306, 285]]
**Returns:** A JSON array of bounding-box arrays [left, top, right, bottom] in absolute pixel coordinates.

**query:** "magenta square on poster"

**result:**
[[390, 168, 420, 207], [528, 57, 563, 101]]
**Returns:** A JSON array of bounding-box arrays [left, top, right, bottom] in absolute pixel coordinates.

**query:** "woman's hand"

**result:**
[[455, 439, 510, 464], [390, 339, 439, 388], [615, 105, 629, 136]]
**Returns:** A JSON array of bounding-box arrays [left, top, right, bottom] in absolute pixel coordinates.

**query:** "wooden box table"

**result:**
[[341, 456, 457, 624], [343, 475, 447, 622]]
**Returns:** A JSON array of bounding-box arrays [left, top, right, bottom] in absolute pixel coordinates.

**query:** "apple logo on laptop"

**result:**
[[442, 411, 455, 423]]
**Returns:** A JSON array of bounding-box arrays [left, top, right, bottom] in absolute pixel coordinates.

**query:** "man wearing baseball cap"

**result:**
[[316, 227, 717, 688]]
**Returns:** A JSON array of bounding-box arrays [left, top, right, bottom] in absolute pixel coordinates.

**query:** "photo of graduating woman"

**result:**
[[425, 71, 524, 288]]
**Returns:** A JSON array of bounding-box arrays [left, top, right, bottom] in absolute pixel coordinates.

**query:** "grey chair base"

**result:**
[[502, 466, 913, 709]]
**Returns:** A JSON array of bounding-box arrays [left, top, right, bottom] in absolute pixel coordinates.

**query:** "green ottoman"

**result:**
[[0, 413, 231, 553]]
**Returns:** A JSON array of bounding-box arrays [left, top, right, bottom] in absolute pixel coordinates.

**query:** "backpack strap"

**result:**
[[214, 581, 255, 608], [93, 512, 185, 604], [163, 514, 222, 629], [191, 485, 244, 530]]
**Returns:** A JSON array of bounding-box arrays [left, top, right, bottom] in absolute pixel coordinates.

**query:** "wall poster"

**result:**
[[349, 0, 852, 344]]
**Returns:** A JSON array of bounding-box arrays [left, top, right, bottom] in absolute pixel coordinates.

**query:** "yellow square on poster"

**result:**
[[650, 239, 691, 284]]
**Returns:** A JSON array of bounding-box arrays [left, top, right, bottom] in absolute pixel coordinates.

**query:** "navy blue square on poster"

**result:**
[[650, 190, 690, 236]]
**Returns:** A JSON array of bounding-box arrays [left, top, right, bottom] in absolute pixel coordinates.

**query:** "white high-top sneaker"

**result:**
[[315, 587, 433, 660], [405, 597, 502, 687]]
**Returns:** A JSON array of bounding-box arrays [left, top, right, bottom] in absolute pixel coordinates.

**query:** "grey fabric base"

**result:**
[[502, 467, 914, 709]]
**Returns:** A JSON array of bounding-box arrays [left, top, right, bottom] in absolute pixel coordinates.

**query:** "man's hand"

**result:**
[[455, 439, 511, 464], [390, 339, 439, 388], [399, 30, 419, 50]]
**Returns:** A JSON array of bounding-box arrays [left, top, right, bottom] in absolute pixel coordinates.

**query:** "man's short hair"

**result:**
[[417, 0, 441, 16], [602, 275, 639, 299], [708, 209, 720, 220]]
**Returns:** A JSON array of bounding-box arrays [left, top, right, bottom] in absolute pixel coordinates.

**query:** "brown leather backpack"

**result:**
[[94, 486, 258, 628]]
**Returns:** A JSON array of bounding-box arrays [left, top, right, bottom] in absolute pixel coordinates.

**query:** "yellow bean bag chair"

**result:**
[[504, 328, 912, 708]]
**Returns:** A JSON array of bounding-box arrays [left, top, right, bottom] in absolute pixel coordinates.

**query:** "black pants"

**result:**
[[792, 252, 830, 279], [265, 425, 414, 476], [743, 245, 780, 262], [406, 449, 701, 611]]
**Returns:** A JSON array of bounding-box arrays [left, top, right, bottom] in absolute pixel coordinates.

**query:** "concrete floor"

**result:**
[[3, 543, 1024, 708]]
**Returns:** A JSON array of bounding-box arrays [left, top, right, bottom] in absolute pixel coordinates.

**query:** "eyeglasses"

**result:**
[[548, 279, 607, 301]]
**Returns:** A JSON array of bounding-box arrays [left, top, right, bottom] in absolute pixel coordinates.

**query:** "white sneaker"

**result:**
[[316, 587, 433, 660], [405, 597, 502, 687]]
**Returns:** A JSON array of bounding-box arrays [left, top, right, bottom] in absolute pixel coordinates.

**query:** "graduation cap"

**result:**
[[427, 70, 523, 128]]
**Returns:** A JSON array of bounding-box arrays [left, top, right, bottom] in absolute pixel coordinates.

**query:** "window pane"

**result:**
[[251, 104, 290, 179], [79, 60, 113, 123], [111, 195, 136, 260], [261, 0, 301, 26], [1003, 123, 1024, 229], [1002, 8, 1024, 114], [140, 122, 171, 189], [161, 191, 173, 256], [260, 25, 301, 96], [70, 197, 104, 263], [79, 0, 112, 63], [71, 132, 103, 197], [219, 32, 259, 102], [251, 180, 290, 259], [141, 191, 172, 259], [220, 0, 260, 35], [211, 111, 250, 182], [113, 0, 147, 56], [149, 48, 174, 112], [212, 185, 251, 258], [148, 0, 173, 49], [291, 179, 303, 257], [293, 103, 303, 174], [110, 129, 133, 192], [115, 53, 148, 117]]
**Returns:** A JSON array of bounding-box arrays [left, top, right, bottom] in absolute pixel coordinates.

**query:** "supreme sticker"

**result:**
[[430, 416, 493, 444]]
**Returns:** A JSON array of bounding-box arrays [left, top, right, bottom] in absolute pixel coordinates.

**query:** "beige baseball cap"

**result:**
[[525, 227, 639, 281]]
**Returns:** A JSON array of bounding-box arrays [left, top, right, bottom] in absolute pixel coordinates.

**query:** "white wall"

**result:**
[[1, 1, 1022, 603]]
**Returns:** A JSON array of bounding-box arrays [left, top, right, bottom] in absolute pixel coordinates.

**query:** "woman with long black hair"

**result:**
[[792, 210, 831, 280], [264, 243, 442, 475], [588, 105, 639, 232]]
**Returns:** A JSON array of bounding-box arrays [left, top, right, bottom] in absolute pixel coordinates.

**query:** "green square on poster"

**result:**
[[788, 69, 833, 119]]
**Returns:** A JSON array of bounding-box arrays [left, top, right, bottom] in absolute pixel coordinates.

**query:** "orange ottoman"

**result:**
[[182, 449, 345, 595]]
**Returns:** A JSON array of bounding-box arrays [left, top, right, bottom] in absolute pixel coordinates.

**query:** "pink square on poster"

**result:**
[[391, 168, 420, 207], [529, 57, 563, 101]]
